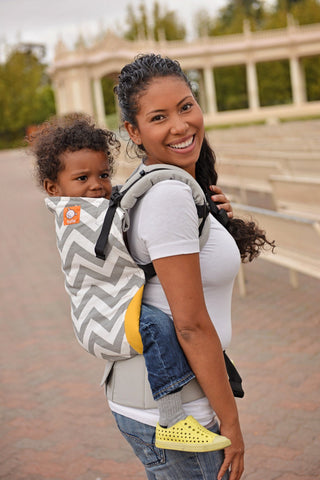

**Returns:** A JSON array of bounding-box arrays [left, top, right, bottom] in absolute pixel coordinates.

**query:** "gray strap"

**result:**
[[120, 164, 210, 249]]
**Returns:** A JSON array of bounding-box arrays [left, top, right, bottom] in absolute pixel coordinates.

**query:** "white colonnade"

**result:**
[[49, 21, 320, 127]]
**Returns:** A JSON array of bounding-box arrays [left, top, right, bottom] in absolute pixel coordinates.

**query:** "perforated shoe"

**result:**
[[155, 415, 231, 452]]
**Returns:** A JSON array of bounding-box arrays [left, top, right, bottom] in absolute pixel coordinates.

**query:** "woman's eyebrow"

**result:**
[[146, 108, 166, 115], [146, 96, 193, 116], [177, 95, 193, 106]]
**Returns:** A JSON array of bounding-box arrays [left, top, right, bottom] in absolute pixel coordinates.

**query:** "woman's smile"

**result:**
[[168, 134, 195, 152]]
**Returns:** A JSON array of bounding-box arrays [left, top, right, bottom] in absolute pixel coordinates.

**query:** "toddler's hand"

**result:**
[[209, 185, 233, 219]]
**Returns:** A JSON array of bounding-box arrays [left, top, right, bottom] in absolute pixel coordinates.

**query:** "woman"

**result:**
[[106, 54, 273, 480]]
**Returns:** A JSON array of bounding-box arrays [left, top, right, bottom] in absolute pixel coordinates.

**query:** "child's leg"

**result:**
[[139, 304, 231, 452], [139, 303, 194, 427]]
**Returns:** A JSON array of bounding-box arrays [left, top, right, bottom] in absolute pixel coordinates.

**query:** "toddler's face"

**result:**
[[46, 149, 112, 199]]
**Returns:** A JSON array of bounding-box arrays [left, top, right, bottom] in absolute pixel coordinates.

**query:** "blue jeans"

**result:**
[[112, 412, 230, 479], [140, 304, 195, 400]]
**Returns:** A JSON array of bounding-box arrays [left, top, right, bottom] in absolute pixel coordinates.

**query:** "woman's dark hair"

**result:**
[[115, 54, 275, 262], [31, 113, 120, 188], [196, 138, 275, 262]]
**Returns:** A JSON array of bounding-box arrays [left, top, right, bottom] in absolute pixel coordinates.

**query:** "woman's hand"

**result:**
[[218, 421, 245, 480], [209, 185, 233, 218]]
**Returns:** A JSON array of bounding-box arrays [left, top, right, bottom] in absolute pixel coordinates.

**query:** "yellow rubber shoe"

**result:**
[[155, 415, 231, 452]]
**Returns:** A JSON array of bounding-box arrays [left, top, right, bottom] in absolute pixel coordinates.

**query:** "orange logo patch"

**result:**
[[63, 206, 81, 225]]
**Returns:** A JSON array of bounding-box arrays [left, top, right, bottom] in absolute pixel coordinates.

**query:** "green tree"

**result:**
[[256, 60, 292, 106], [302, 55, 320, 101], [291, 0, 320, 23], [123, 4, 140, 40], [0, 45, 55, 148], [215, 65, 248, 111], [266, 0, 320, 27], [124, 1, 186, 41], [195, 0, 266, 36], [101, 75, 118, 129], [275, 0, 303, 11], [101, 76, 116, 115]]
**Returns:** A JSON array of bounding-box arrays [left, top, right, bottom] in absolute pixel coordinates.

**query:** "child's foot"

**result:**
[[155, 415, 231, 452]]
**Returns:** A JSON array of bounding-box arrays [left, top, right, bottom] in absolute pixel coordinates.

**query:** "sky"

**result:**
[[0, 0, 234, 63]]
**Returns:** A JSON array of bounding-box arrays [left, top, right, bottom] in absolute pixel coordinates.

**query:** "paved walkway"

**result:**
[[1, 148, 319, 480]]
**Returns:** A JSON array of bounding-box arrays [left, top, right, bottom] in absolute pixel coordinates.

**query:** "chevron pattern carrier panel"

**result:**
[[46, 197, 144, 361]]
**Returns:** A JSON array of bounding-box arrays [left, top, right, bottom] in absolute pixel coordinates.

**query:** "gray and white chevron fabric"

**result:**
[[45, 196, 144, 361]]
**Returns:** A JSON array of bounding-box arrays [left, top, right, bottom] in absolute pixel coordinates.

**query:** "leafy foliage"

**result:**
[[101, 76, 116, 115], [195, 0, 320, 32], [195, 0, 266, 36], [256, 60, 292, 106], [265, 0, 320, 28], [124, 1, 185, 41], [0, 46, 55, 148], [215, 65, 249, 111], [302, 55, 320, 100]]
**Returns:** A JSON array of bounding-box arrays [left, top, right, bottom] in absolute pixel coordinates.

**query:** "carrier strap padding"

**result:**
[[122, 165, 211, 247], [95, 164, 211, 261], [120, 164, 208, 211]]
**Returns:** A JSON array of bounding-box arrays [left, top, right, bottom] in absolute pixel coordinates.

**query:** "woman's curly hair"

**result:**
[[196, 138, 275, 262], [30, 113, 120, 188], [115, 53, 275, 263]]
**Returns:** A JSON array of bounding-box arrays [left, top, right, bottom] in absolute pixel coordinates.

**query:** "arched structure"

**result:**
[[49, 20, 320, 127]]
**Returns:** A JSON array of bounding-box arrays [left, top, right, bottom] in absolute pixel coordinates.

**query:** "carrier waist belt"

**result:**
[[104, 355, 205, 409]]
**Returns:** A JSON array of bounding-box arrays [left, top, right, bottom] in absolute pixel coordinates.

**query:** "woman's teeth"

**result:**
[[170, 137, 193, 149]]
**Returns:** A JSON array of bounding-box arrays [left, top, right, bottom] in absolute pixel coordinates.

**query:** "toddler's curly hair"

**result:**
[[31, 113, 120, 188]]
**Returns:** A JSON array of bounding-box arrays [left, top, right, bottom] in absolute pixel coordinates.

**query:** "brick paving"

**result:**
[[1, 148, 319, 480]]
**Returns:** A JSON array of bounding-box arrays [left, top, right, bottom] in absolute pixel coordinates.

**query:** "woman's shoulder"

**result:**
[[138, 180, 198, 224], [146, 178, 193, 193], [142, 179, 195, 206]]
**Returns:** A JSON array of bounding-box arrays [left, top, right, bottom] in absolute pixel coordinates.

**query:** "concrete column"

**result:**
[[246, 61, 259, 110], [53, 80, 67, 115], [71, 79, 82, 111], [290, 56, 306, 105], [196, 70, 207, 113], [93, 77, 106, 126], [203, 67, 217, 114]]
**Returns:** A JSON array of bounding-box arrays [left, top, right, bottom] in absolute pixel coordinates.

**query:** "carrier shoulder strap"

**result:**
[[95, 164, 210, 261]]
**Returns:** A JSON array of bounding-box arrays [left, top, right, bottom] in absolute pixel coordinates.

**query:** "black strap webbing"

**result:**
[[205, 190, 230, 228], [224, 351, 245, 398], [95, 187, 123, 260]]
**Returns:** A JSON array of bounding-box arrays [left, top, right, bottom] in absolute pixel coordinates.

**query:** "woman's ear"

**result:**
[[124, 121, 142, 146], [43, 179, 60, 196]]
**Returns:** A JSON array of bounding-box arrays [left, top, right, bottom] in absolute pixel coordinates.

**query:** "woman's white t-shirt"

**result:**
[[108, 180, 241, 426]]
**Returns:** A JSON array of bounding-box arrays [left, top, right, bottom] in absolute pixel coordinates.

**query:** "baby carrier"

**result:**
[[45, 164, 211, 362]]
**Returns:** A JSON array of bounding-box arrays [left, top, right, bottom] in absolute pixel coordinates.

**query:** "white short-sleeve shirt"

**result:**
[[108, 180, 241, 426]]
